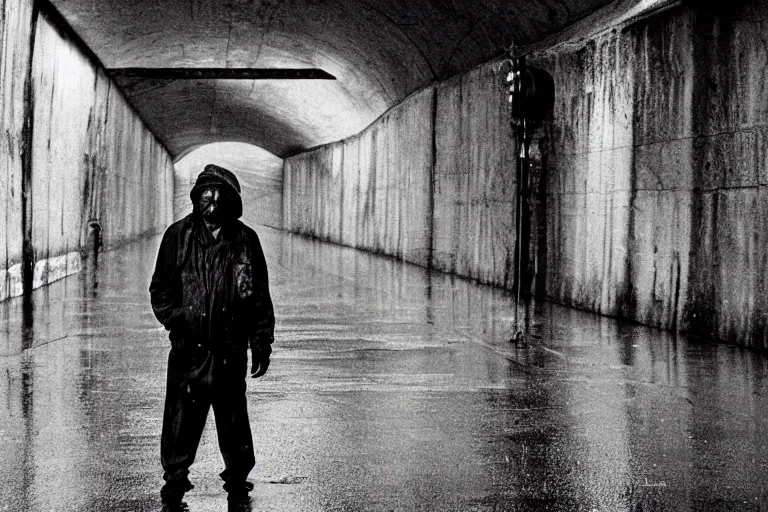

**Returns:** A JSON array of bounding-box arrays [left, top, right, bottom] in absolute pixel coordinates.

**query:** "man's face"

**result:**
[[197, 185, 224, 227]]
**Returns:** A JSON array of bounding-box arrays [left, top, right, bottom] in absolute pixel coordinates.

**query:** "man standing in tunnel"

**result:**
[[150, 164, 275, 510]]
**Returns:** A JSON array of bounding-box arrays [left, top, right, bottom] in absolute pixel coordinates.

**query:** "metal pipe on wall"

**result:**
[[506, 55, 554, 343]]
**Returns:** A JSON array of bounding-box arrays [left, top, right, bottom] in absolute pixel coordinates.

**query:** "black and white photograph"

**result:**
[[1, 0, 767, 510]]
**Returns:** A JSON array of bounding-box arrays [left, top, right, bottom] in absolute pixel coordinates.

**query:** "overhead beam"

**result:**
[[106, 68, 337, 80]]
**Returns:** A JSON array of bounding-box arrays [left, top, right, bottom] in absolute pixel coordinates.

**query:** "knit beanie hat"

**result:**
[[190, 164, 243, 219]]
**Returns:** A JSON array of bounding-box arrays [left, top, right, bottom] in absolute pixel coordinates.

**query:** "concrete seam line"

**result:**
[[20, 0, 40, 299]]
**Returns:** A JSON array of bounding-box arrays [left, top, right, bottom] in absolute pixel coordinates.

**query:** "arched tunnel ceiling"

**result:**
[[50, 0, 614, 158]]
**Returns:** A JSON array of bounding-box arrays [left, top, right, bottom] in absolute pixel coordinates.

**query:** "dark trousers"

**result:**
[[160, 346, 255, 499]]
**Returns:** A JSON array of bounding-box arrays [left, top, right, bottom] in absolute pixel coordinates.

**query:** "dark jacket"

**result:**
[[150, 213, 274, 355]]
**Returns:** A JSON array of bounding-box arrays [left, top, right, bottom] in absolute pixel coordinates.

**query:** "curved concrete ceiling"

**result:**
[[50, 0, 613, 158]]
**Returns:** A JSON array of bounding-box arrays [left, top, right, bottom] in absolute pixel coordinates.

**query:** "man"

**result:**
[[150, 164, 274, 509]]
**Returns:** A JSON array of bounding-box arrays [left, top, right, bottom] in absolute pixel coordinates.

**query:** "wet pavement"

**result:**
[[1, 227, 768, 511]]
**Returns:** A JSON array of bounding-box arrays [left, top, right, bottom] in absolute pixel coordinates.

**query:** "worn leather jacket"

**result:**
[[150, 213, 274, 358]]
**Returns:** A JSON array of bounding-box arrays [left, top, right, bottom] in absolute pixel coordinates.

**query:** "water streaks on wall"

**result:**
[[0, 0, 174, 301]]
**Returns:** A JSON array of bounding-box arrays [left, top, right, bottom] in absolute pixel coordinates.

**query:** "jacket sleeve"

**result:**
[[247, 230, 275, 347], [149, 227, 184, 330]]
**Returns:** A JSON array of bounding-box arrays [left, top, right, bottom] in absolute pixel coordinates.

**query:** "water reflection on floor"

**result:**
[[1, 227, 767, 511]]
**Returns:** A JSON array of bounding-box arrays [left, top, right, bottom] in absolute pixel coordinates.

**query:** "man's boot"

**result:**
[[161, 502, 190, 512], [160, 478, 194, 509], [223, 479, 254, 505]]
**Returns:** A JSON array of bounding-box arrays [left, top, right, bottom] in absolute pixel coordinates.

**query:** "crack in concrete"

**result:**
[[251, 0, 283, 65], [439, 15, 487, 79], [208, 80, 218, 135], [357, 0, 436, 81], [224, 22, 233, 66]]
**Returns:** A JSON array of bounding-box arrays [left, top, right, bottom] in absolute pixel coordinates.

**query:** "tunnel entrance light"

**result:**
[[106, 68, 336, 80]]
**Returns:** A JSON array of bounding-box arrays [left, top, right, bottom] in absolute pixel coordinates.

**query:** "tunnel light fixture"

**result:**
[[106, 68, 336, 80]]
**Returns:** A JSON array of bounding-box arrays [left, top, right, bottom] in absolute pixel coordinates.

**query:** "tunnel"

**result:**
[[2, 0, 768, 510]]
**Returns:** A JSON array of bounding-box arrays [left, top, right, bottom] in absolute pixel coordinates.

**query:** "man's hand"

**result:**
[[250, 343, 271, 378]]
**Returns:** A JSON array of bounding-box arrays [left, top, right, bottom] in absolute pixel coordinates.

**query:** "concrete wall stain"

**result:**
[[1, 0, 34, 300], [20, 0, 38, 300], [535, 2, 768, 348]]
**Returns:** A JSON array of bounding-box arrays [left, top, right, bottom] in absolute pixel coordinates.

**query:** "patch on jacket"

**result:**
[[235, 262, 253, 299]]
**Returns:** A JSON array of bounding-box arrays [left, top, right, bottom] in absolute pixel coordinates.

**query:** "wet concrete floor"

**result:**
[[1, 227, 768, 511]]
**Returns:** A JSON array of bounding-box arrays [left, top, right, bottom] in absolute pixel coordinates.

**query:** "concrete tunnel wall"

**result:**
[[284, 88, 436, 269], [531, 1, 768, 348], [284, 1, 768, 349], [284, 62, 517, 286], [0, 0, 174, 302]]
